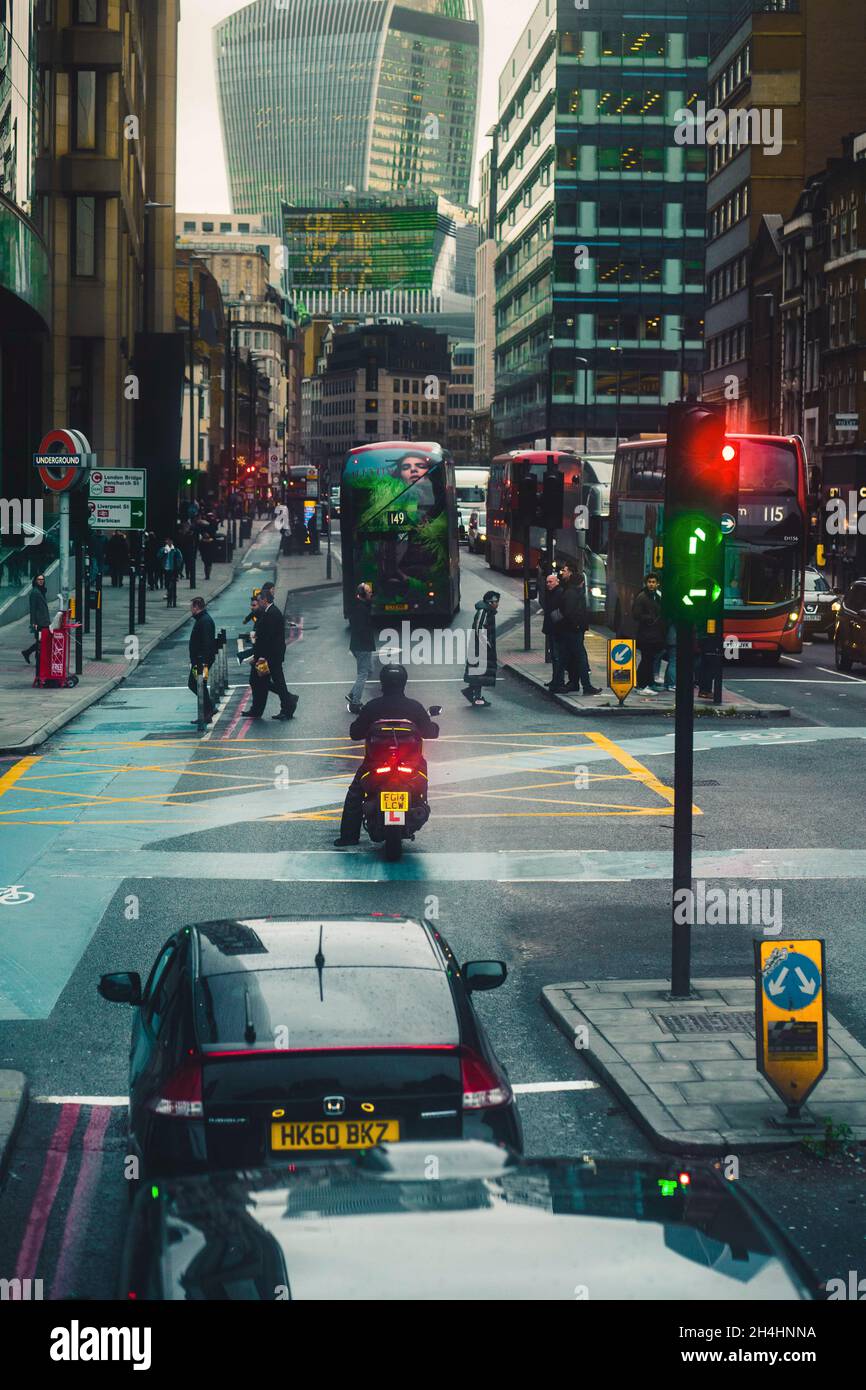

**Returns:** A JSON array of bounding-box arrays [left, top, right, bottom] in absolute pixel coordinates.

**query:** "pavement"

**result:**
[[0, 522, 268, 755], [543, 978, 866, 1153], [0, 525, 340, 755], [500, 612, 792, 718]]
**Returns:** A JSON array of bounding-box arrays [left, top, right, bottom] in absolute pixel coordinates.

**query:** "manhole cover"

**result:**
[[654, 1011, 754, 1035]]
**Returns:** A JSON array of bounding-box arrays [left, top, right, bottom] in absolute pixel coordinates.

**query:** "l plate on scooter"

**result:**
[[385, 810, 406, 825]]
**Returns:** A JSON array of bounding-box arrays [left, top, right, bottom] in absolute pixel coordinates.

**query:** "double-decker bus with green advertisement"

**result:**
[[340, 440, 460, 624]]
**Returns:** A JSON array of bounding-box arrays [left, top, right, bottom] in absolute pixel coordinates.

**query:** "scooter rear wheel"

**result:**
[[384, 827, 403, 862]]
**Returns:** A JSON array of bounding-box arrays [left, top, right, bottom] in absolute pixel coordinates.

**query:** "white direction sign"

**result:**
[[88, 498, 146, 530], [89, 469, 146, 498]]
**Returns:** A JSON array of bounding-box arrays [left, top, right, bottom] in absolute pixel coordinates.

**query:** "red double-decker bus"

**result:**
[[606, 434, 808, 661], [486, 450, 584, 573]]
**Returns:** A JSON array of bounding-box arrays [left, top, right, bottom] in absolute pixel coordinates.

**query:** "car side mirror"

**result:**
[[98, 972, 142, 1005], [859, 609, 866, 620], [462, 960, 507, 992], [428, 705, 442, 716]]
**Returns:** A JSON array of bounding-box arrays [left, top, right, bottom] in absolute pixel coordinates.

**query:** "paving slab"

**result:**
[[542, 976, 866, 1152]]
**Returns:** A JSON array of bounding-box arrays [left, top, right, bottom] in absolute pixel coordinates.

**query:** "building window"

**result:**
[[73, 197, 96, 277], [75, 0, 99, 21], [238, 222, 250, 233], [74, 71, 97, 150], [220, 222, 232, 234], [183, 221, 196, 233], [68, 339, 93, 433], [202, 221, 214, 233]]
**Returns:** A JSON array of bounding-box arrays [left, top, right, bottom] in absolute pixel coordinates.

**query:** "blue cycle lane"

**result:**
[[0, 531, 282, 1021]]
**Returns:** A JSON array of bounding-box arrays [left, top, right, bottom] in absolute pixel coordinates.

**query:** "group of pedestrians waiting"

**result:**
[[541, 563, 602, 696]]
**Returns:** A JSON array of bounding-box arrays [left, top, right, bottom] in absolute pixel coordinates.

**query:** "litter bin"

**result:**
[[240, 517, 253, 540], [210, 535, 228, 564]]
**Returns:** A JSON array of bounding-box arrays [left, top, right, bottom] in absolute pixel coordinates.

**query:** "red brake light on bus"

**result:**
[[722, 444, 736, 462]]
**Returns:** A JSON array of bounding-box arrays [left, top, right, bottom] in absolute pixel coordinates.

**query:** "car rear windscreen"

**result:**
[[195, 967, 459, 1048]]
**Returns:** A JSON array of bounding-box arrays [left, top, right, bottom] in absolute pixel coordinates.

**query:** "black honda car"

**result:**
[[98, 916, 521, 1178]]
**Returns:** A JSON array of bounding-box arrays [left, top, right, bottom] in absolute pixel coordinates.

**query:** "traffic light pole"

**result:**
[[671, 622, 695, 998]]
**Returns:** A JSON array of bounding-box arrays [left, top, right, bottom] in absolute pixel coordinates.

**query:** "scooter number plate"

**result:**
[[380, 792, 409, 812]]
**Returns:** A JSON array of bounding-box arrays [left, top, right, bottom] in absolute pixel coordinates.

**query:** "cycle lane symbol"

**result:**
[[0, 885, 35, 906]]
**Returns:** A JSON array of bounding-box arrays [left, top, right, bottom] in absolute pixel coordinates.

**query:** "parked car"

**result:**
[[120, 1143, 818, 1301], [803, 566, 839, 639], [835, 576, 866, 671], [98, 915, 521, 1179]]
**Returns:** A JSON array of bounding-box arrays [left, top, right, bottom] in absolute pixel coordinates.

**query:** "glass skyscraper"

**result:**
[[214, 0, 482, 233], [492, 0, 739, 448]]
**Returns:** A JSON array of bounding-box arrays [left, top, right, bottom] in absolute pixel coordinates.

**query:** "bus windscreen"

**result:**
[[341, 445, 456, 618], [737, 442, 799, 494]]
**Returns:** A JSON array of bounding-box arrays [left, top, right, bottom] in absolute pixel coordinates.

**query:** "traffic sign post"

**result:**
[[755, 939, 827, 1121], [607, 638, 636, 704], [33, 429, 95, 609]]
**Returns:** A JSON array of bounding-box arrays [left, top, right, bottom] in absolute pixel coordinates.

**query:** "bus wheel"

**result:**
[[384, 828, 403, 862]]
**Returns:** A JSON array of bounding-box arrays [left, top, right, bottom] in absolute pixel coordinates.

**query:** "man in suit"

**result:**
[[242, 592, 299, 721], [188, 597, 217, 724]]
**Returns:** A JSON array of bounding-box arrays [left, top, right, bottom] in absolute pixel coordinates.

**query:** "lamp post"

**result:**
[[185, 253, 209, 537], [610, 346, 623, 449], [574, 355, 589, 453], [757, 292, 775, 432], [545, 332, 555, 450]]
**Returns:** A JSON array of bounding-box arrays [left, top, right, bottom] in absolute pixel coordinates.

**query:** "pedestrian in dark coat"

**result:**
[[106, 531, 128, 587], [197, 523, 215, 580], [347, 582, 377, 712], [188, 597, 217, 723], [22, 573, 51, 674], [462, 591, 499, 706], [557, 564, 601, 695], [541, 571, 567, 691], [632, 573, 666, 693], [242, 595, 299, 721]]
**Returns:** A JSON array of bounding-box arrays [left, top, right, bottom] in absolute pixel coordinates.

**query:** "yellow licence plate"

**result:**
[[271, 1119, 400, 1151], [380, 791, 409, 812]]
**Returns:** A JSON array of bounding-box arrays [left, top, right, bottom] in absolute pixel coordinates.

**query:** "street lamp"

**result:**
[[756, 292, 775, 432], [574, 356, 589, 453], [610, 346, 623, 449], [545, 332, 555, 450], [186, 253, 209, 528]]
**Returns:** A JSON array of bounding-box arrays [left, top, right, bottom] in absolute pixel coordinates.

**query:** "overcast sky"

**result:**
[[176, 0, 535, 213]]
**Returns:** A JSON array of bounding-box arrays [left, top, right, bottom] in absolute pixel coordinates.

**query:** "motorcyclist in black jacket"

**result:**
[[334, 665, 439, 846]]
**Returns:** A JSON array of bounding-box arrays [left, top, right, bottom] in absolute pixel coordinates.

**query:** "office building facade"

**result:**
[[0, 0, 48, 513], [492, 0, 739, 450], [215, 0, 482, 234], [702, 0, 866, 429]]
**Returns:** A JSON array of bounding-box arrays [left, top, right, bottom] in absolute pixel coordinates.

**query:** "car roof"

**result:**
[[140, 1147, 815, 1303], [192, 916, 442, 977]]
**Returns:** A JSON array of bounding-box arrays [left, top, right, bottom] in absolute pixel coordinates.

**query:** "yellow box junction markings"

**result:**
[[754, 939, 827, 1117]]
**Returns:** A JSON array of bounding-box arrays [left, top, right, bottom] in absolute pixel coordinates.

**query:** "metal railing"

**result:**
[[0, 518, 63, 593]]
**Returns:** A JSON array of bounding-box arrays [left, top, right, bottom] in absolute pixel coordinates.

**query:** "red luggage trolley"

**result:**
[[34, 611, 80, 688]]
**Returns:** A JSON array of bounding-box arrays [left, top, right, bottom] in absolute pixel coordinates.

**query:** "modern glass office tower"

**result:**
[[492, 0, 739, 448], [214, 0, 482, 233]]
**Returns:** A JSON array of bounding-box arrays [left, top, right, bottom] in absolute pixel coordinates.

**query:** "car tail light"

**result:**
[[148, 1059, 203, 1118], [461, 1049, 511, 1109]]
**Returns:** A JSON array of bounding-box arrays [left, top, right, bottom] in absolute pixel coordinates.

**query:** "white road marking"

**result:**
[[817, 667, 865, 682], [512, 1081, 599, 1095], [781, 655, 801, 664], [34, 1095, 128, 1106], [727, 678, 855, 684]]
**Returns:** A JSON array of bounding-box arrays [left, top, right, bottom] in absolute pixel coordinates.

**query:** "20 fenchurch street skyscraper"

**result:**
[[214, 0, 483, 230]]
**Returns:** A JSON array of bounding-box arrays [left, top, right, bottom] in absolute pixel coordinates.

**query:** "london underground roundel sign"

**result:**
[[34, 428, 93, 493]]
